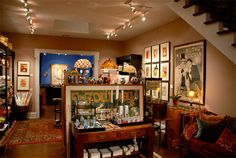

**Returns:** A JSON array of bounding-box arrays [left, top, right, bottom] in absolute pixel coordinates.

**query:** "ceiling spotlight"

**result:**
[[24, 2, 28, 7], [142, 14, 146, 21], [106, 34, 110, 39], [26, 15, 31, 20], [29, 19, 33, 25], [115, 33, 118, 37], [30, 29, 34, 34], [123, 24, 126, 29], [131, 6, 136, 12], [20, 0, 26, 3]]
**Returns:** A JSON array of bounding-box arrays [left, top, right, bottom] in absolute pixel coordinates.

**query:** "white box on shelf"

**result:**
[[99, 148, 111, 158], [109, 146, 122, 156], [127, 144, 134, 152], [83, 149, 88, 158], [88, 148, 100, 158], [134, 144, 139, 151]]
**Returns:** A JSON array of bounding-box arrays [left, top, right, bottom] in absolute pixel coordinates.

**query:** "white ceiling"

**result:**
[[0, 0, 179, 41]]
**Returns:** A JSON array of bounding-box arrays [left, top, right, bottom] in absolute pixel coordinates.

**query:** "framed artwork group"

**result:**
[[17, 61, 30, 91], [144, 41, 170, 101]]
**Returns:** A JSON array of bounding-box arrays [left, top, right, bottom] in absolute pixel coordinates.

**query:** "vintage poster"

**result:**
[[18, 61, 30, 75], [145, 64, 151, 78], [160, 42, 170, 62], [152, 44, 159, 62], [152, 63, 159, 78], [17, 76, 30, 90], [174, 40, 205, 104], [50, 64, 68, 85], [160, 62, 169, 81], [144, 47, 151, 63]]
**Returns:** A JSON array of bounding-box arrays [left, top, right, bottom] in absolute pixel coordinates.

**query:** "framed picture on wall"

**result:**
[[152, 63, 159, 78], [151, 44, 159, 62], [173, 40, 206, 104], [17, 61, 30, 75], [152, 89, 160, 99], [50, 64, 68, 85], [17, 76, 30, 91], [160, 42, 170, 62], [144, 64, 151, 78], [160, 62, 169, 81], [161, 82, 169, 101], [144, 47, 151, 63]]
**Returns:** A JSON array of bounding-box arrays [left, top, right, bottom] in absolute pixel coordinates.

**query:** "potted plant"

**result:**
[[169, 94, 181, 106]]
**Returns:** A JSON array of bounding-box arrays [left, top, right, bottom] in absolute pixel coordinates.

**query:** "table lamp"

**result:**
[[100, 58, 118, 84], [100, 58, 118, 71], [74, 59, 93, 83], [188, 90, 196, 106]]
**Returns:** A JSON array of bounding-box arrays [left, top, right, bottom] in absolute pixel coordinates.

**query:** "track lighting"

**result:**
[[105, 2, 150, 40], [20, 0, 36, 34]]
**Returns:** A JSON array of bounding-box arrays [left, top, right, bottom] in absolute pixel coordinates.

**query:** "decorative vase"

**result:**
[[173, 99, 179, 106]]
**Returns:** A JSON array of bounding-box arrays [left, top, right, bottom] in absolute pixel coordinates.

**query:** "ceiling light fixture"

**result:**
[[105, 0, 151, 40], [20, 0, 35, 34], [141, 14, 146, 21]]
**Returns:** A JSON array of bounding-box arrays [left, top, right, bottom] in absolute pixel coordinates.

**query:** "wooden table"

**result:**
[[71, 123, 154, 158]]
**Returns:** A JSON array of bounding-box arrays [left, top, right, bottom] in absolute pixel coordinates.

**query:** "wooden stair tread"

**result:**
[[193, 10, 207, 16], [204, 19, 218, 24], [183, 3, 194, 9], [217, 30, 232, 35]]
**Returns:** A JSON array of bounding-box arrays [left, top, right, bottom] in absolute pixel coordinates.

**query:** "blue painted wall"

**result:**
[[40, 53, 94, 85]]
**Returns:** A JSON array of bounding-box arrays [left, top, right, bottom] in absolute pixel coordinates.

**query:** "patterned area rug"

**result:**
[[7, 119, 62, 146]]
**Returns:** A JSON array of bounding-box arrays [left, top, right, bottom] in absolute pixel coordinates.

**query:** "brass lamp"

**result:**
[[100, 58, 118, 71], [123, 65, 137, 74], [188, 90, 197, 106], [100, 58, 118, 84]]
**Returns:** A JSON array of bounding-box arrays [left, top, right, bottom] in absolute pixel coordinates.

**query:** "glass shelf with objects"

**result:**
[[64, 84, 144, 132], [0, 42, 15, 134]]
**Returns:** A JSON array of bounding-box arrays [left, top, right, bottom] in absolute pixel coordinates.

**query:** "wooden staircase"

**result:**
[[168, 0, 236, 64]]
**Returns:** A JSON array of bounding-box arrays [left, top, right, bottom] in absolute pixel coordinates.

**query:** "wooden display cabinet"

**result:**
[[71, 123, 154, 158], [63, 84, 148, 157]]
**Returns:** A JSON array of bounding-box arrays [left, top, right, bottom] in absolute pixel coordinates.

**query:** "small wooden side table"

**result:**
[[153, 117, 172, 148]]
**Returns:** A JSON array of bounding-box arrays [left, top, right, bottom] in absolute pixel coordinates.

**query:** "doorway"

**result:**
[[34, 49, 99, 119]]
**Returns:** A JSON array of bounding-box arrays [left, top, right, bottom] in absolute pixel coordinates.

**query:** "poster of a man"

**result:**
[[174, 40, 205, 104]]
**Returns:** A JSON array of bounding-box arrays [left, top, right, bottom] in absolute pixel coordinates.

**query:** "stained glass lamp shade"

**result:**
[[100, 58, 118, 71], [74, 59, 92, 69]]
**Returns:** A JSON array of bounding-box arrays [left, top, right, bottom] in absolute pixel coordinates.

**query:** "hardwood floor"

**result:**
[[5, 104, 180, 158], [5, 104, 65, 158], [154, 146, 180, 158], [6, 142, 65, 158]]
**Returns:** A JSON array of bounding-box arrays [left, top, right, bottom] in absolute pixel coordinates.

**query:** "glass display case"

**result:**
[[0, 42, 15, 125], [144, 78, 162, 120], [69, 85, 144, 124], [64, 84, 144, 146]]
